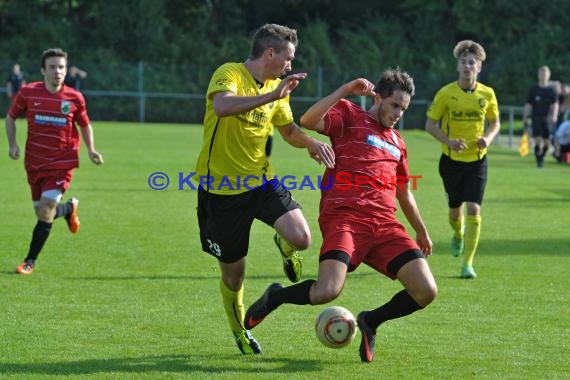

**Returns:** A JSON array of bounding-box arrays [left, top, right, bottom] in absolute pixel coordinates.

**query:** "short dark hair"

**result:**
[[41, 48, 67, 69], [374, 68, 415, 98], [250, 24, 298, 59]]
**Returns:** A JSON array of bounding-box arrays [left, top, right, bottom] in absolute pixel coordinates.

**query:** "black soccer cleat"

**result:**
[[244, 282, 283, 330], [357, 311, 377, 363]]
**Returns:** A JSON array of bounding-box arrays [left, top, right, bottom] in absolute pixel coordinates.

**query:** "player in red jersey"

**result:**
[[244, 69, 437, 362], [5, 47, 103, 275]]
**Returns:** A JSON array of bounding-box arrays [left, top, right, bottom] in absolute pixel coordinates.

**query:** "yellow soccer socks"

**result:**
[[449, 217, 465, 257], [463, 214, 481, 266], [220, 280, 262, 354], [220, 280, 245, 333], [449, 217, 464, 239]]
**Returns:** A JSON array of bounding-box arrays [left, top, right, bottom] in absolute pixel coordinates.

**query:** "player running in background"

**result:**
[[194, 24, 335, 355], [5, 48, 103, 275], [244, 70, 437, 363], [425, 40, 500, 279]]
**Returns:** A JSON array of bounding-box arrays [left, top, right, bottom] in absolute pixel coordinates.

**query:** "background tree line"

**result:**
[[1, 0, 569, 124]]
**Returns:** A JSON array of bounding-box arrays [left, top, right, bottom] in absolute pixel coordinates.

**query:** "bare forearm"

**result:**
[[80, 124, 96, 151], [214, 92, 277, 117], [425, 118, 450, 145], [278, 123, 315, 148], [522, 103, 532, 122], [300, 85, 350, 130], [551, 102, 559, 124], [399, 193, 428, 236], [5, 116, 17, 146], [485, 119, 500, 142], [213, 73, 307, 117]]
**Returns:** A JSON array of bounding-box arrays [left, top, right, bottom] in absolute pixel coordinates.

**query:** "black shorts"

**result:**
[[532, 120, 551, 139], [197, 179, 301, 263], [439, 154, 487, 209]]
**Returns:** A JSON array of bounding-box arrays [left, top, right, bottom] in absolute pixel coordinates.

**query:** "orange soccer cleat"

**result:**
[[15, 260, 34, 275], [65, 198, 80, 233]]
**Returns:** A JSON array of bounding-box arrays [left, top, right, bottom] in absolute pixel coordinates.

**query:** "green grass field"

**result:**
[[1, 121, 569, 379]]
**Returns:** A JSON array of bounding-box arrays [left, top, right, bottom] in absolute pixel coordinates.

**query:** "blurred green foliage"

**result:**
[[1, 0, 569, 123]]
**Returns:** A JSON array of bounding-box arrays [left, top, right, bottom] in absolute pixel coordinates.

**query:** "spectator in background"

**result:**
[[522, 66, 558, 167], [6, 63, 26, 99], [553, 119, 570, 163], [556, 83, 570, 126], [64, 65, 88, 90], [425, 40, 500, 279]]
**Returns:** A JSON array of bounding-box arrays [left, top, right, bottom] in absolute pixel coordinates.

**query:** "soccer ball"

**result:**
[[315, 306, 357, 349]]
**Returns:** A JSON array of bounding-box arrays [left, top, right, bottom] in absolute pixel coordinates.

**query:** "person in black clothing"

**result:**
[[556, 83, 570, 127], [64, 65, 88, 90], [6, 63, 25, 99], [522, 66, 559, 167]]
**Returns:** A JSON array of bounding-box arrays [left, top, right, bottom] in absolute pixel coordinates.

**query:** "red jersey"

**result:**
[[8, 81, 91, 172], [319, 99, 410, 220]]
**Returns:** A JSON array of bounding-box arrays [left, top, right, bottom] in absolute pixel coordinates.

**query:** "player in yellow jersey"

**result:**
[[425, 40, 500, 279], [194, 24, 335, 355]]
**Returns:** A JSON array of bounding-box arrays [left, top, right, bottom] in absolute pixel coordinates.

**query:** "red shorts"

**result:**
[[319, 209, 420, 279], [27, 169, 73, 201]]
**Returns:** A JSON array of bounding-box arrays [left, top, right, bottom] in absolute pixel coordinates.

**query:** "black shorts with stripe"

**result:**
[[197, 179, 301, 263]]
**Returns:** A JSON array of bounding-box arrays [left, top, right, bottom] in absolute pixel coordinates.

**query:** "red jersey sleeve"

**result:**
[[8, 88, 28, 119], [321, 99, 354, 138], [72, 91, 90, 128]]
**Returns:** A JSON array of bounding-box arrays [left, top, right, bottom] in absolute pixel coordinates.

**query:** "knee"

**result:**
[[310, 283, 341, 305], [290, 230, 311, 251], [415, 283, 438, 308], [220, 264, 246, 291], [222, 276, 244, 292], [36, 205, 55, 222]]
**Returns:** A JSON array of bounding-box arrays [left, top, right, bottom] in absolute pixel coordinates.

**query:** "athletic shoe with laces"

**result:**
[[274, 233, 302, 283], [65, 198, 80, 234], [15, 260, 35, 275], [233, 330, 262, 355], [244, 282, 283, 330], [357, 311, 377, 363], [450, 235, 464, 257], [460, 264, 477, 279]]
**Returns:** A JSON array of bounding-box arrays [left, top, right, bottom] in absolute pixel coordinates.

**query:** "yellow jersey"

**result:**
[[427, 81, 499, 162], [195, 62, 294, 194]]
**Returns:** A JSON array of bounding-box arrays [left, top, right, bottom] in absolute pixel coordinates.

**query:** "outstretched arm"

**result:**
[[300, 78, 376, 132], [277, 123, 335, 168], [213, 73, 308, 117]]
